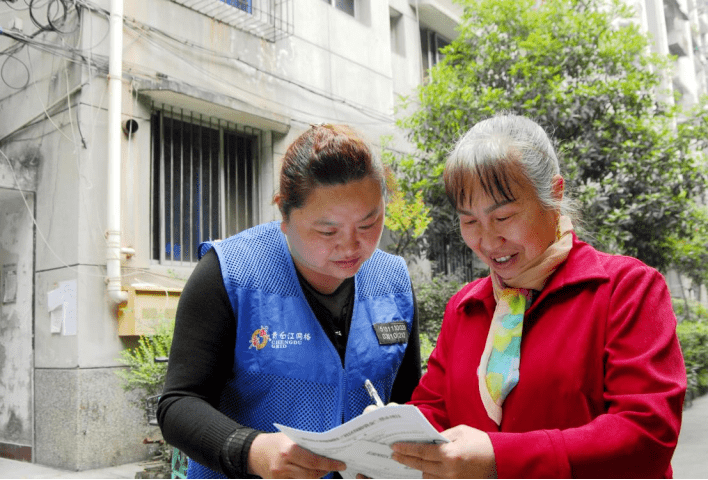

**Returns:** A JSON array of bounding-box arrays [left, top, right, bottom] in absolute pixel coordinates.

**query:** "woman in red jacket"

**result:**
[[392, 114, 686, 478]]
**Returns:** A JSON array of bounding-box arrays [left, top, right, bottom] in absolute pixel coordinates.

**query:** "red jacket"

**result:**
[[410, 235, 686, 478]]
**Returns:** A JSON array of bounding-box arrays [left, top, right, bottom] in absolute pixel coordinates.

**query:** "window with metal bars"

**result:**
[[170, 0, 293, 42], [151, 109, 260, 264], [323, 0, 354, 17], [420, 28, 450, 78], [220, 0, 252, 13]]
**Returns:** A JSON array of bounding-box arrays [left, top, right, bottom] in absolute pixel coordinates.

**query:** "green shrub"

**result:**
[[413, 273, 466, 369], [676, 319, 708, 402], [116, 319, 175, 398], [117, 320, 178, 478], [672, 297, 708, 323], [419, 334, 435, 373], [670, 297, 708, 402]]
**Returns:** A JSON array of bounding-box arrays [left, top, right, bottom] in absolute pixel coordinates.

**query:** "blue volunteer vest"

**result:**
[[188, 221, 415, 479]]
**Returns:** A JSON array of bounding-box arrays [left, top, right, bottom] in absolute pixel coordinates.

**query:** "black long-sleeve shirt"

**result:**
[[157, 249, 421, 477]]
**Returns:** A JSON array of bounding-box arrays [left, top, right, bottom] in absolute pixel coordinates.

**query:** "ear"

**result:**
[[551, 174, 564, 203], [273, 194, 289, 234]]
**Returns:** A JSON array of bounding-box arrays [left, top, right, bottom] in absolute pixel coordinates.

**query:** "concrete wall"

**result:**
[[0, 190, 34, 460], [34, 368, 157, 471]]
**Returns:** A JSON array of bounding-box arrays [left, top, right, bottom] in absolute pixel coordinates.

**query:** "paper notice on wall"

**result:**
[[47, 280, 77, 335], [48, 288, 63, 333]]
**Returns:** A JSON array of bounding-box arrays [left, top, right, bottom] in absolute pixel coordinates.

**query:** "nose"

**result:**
[[338, 228, 360, 255], [479, 224, 504, 252]]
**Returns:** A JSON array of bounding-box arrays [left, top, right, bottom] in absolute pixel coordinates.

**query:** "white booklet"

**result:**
[[275, 404, 448, 479]]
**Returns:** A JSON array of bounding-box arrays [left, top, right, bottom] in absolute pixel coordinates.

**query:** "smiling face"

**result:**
[[457, 174, 561, 282], [280, 176, 385, 294]]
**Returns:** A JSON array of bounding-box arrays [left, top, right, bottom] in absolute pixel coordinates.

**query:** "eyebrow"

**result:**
[[457, 199, 515, 216], [314, 205, 382, 226]]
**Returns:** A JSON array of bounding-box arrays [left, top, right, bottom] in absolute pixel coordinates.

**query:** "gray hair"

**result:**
[[444, 113, 577, 220]]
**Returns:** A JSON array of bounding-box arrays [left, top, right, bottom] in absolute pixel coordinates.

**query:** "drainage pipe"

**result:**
[[106, 0, 128, 304]]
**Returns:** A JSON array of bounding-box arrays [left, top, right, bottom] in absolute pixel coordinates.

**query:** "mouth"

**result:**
[[333, 257, 360, 269], [491, 253, 516, 265]]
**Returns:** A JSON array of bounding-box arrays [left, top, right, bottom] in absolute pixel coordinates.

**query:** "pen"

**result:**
[[364, 379, 385, 408]]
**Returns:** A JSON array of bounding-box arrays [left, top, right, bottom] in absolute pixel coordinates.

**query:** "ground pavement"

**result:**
[[0, 394, 706, 479], [673, 392, 708, 479]]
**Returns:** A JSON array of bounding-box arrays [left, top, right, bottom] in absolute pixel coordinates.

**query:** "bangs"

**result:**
[[444, 153, 525, 209]]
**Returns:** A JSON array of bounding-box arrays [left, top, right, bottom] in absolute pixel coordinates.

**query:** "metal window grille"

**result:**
[[323, 0, 354, 17], [335, 0, 354, 16], [220, 0, 252, 13], [151, 108, 261, 265], [171, 0, 294, 42], [420, 28, 450, 75]]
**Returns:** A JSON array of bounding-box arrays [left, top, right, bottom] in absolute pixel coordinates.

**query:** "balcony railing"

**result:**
[[172, 0, 293, 42]]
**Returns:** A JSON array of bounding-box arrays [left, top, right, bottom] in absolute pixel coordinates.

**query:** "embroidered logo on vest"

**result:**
[[270, 330, 313, 349], [249, 326, 270, 350], [248, 326, 315, 351]]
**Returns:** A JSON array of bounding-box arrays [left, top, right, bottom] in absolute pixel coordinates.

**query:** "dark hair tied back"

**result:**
[[276, 124, 387, 219]]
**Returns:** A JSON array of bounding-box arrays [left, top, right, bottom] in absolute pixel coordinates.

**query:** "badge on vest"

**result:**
[[372, 321, 409, 345]]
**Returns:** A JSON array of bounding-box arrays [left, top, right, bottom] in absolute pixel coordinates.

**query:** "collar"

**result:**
[[455, 232, 611, 313]]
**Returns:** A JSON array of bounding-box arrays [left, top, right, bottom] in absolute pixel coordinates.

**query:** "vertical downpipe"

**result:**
[[106, 0, 128, 305]]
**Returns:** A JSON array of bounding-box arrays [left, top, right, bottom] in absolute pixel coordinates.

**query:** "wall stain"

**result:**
[[3, 409, 24, 441], [2, 145, 41, 191], [0, 342, 5, 380]]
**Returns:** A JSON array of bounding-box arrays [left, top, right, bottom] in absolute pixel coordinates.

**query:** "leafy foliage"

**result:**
[[674, 299, 708, 402], [381, 137, 433, 258], [385, 187, 432, 257], [669, 205, 708, 289], [397, 0, 708, 274], [413, 273, 466, 370], [116, 319, 174, 398]]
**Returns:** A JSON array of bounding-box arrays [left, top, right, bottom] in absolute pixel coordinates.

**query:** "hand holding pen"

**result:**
[[364, 379, 385, 408]]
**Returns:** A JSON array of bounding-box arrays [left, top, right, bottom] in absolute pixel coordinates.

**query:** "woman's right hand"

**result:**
[[363, 401, 398, 414], [247, 431, 346, 478]]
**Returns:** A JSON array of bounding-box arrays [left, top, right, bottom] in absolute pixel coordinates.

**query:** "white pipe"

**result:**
[[106, 0, 128, 304]]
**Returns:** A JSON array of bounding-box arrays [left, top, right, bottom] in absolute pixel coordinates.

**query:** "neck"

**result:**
[[291, 260, 344, 295]]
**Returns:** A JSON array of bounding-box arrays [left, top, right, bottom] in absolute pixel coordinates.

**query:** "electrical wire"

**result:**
[[124, 19, 394, 124], [0, 0, 404, 276], [0, 145, 94, 277], [0, 0, 104, 91], [28, 0, 79, 34], [1, 0, 396, 127], [24, 47, 82, 146], [1, 49, 29, 88], [74, 0, 394, 126], [1, 0, 30, 12], [0, 141, 192, 281], [46, 0, 79, 34]]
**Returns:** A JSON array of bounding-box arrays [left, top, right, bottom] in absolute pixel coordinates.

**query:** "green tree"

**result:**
[[381, 137, 433, 258], [398, 0, 708, 273]]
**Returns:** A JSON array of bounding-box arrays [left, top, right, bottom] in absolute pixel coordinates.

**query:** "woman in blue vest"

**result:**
[[157, 123, 421, 478]]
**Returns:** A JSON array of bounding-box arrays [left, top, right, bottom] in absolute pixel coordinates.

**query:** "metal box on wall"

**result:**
[[117, 285, 182, 336]]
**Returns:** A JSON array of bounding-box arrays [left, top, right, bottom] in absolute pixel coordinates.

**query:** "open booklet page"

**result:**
[[275, 404, 448, 479]]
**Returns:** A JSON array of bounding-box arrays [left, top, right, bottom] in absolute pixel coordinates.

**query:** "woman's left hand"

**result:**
[[391, 424, 497, 479]]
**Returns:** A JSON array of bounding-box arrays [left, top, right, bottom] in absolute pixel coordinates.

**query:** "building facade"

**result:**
[[0, 0, 462, 470]]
